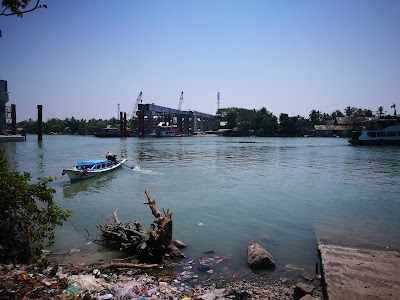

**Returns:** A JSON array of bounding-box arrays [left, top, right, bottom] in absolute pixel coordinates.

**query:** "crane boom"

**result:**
[[178, 91, 183, 111], [132, 92, 142, 118]]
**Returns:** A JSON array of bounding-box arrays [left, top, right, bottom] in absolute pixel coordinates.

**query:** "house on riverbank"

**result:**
[[314, 116, 378, 137]]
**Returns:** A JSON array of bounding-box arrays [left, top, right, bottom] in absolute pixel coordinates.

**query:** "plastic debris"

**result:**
[[65, 284, 82, 296]]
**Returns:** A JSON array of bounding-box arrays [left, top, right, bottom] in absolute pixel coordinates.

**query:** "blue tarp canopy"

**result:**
[[76, 159, 109, 166]]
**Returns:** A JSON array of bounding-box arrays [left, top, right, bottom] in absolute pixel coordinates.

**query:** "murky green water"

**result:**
[[2, 135, 400, 276]]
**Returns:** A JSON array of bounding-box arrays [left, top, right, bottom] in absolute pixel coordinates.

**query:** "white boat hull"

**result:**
[[349, 124, 400, 146], [62, 159, 126, 181]]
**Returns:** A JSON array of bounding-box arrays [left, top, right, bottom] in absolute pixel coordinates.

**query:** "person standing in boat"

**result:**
[[106, 151, 117, 161]]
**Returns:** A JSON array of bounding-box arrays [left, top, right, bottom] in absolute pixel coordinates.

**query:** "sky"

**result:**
[[1, 0, 400, 122]]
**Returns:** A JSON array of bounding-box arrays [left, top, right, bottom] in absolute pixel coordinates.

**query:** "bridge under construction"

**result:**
[[136, 103, 215, 137]]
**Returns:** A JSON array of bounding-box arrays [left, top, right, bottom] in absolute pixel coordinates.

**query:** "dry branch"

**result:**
[[97, 190, 186, 263]]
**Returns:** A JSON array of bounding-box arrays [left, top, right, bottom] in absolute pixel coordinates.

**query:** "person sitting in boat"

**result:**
[[106, 151, 117, 162]]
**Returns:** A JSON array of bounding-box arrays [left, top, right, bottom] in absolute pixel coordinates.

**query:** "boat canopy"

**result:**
[[76, 159, 109, 167]]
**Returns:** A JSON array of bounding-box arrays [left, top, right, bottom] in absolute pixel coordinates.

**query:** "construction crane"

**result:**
[[131, 92, 142, 118], [178, 91, 183, 111]]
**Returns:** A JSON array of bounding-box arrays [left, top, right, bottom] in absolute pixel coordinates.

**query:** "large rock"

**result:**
[[293, 282, 315, 300], [247, 241, 275, 270]]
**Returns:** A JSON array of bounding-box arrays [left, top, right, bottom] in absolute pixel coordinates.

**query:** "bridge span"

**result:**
[[137, 103, 215, 136]]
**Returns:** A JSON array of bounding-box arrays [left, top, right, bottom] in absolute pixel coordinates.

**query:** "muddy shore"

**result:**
[[0, 253, 323, 299]]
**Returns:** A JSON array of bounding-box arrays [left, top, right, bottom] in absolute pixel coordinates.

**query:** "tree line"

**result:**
[[213, 106, 373, 137], [17, 106, 375, 137]]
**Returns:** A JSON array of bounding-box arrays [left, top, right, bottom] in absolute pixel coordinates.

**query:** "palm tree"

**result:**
[[377, 106, 384, 117], [345, 106, 353, 117]]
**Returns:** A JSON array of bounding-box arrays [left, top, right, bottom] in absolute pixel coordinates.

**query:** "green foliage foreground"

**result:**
[[0, 147, 71, 264]]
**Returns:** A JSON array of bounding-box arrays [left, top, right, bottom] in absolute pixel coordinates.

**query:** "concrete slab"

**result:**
[[318, 240, 400, 300]]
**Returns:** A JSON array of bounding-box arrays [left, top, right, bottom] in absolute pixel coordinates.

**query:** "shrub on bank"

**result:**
[[0, 147, 71, 264]]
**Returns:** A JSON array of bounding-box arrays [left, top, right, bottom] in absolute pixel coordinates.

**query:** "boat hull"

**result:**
[[349, 139, 400, 146], [62, 159, 126, 181], [348, 121, 400, 146]]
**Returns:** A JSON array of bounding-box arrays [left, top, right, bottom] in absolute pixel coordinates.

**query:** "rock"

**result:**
[[247, 241, 275, 270], [293, 282, 315, 300]]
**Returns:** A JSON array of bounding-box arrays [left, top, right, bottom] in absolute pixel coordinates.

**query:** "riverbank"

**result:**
[[0, 254, 323, 299], [3, 238, 399, 299]]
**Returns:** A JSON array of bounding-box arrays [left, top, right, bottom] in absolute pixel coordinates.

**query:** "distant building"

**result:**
[[0, 80, 10, 132], [314, 116, 378, 137]]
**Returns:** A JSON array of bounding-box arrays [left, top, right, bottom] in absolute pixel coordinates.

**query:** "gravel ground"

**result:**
[[0, 260, 323, 299]]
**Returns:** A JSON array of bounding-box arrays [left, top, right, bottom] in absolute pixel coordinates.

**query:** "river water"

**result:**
[[2, 135, 400, 276]]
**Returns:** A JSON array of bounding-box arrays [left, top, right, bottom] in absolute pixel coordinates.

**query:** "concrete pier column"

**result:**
[[11, 104, 16, 135], [139, 110, 145, 138], [206, 119, 212, 131], [177, 114, 183, 133], [199, 117, 204, 132], [146, 112, 154, 135], [191, 115, 197, 133], [184, 116, 190, 133], [37, 105, 43, 141]]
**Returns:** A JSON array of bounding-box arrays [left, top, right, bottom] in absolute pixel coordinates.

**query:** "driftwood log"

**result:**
[[96, 189, 186, 263]]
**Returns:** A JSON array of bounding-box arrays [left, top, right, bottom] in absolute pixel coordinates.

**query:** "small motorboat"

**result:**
[[62, 156, 127, 181]]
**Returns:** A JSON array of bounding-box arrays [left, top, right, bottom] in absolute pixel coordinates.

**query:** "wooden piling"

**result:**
[[37, 105, 43, 141], [123, 112, 127, 137], [119, 111, 123, 137]]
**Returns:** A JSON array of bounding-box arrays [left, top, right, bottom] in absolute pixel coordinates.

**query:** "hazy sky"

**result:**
[[1, 0, 400, 122]]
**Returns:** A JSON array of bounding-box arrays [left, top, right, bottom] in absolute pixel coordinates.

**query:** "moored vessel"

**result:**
[[348, 115, 400, 145]]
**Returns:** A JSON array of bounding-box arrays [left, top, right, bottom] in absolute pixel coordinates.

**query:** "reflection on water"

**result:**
[[36, 141, 45, 176], [62, 174, 117, 198]]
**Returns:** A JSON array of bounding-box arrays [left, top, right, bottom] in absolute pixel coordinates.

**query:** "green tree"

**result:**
[[345, 106, 356, 117], [279, 113, 297, 136], [1, 0, 46, 17], [216, 108, 239, 129], [0, 147, 71, 264], [309, 109, 324, 125], [1, 0, 47, 37], [237, 108, 257, 132], [253, 107, 278, 136], [331, 110, 344, 118], [377, 106, 384, 117]]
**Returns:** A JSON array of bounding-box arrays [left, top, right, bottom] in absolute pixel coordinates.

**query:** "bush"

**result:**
[[0, 147, 71, 264]]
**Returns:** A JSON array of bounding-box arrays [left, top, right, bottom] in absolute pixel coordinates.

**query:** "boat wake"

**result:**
[[132, 165, 164, 175]]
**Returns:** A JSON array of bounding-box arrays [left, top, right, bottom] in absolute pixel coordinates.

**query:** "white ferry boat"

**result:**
[[348, 116, 400, 146]]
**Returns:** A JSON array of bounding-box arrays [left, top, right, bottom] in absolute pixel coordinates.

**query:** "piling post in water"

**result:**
[[37, 105, 43, 141], [11, 104, 16, 135], [123, 112, 127, 137], [119, 111, 123, 137]]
